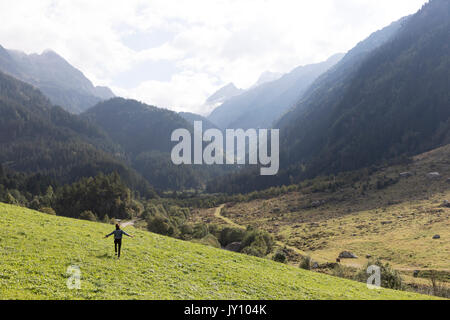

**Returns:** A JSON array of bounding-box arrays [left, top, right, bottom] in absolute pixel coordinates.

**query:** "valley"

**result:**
[[0, 0, 448, 301], [190, 144, 450, 294], [0, 202, 435, 300]]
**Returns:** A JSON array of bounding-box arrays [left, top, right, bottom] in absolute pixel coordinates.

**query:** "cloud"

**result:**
[[113, 71, 220, 115], [0, 0, 428, 115]]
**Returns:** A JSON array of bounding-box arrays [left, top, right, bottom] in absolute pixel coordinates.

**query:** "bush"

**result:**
[[79, 210, 97, 221], [208, 224, 221, 238], [331, 264, 355, 280], [193, 234, 221, 249], [241, 245, 266, 257], [180, 224, 194, 239], [147, 215, 178, 237], [192, 223, 209, 239], [241, 229, 274, 255], [273, 251, 287, 263], [102, 214, 110, 223], [39, 207, 56, 215], [299, 256, 311, 270], [355, 258, 402, 290], [5, 192, 18, 205], [428, 271, 450, 298], [219, 227, 246, 247], [167, 206, 189, 227], [29, 197, 41, 210]]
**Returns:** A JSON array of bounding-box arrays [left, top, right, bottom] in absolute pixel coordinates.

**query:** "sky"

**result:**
[[0, 0, 428, 115]]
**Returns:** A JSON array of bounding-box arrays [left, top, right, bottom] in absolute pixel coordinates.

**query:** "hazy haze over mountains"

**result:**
[[0, 0, 444, 196], [0, 1, 428, 114], [208, 0, 450, 193], [202, 83, 244, 116], [207, 54, 344, 130], [279, 0, 450, 179], [178, 112, 220, 131], [251, 71, 283, 88]]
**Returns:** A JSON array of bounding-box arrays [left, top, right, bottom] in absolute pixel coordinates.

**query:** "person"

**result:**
[[105, 224, 133, 258]]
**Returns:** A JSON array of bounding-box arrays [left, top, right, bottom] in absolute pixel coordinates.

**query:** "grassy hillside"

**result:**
[[0, 203, 434, 300], [191, 145, 450, 293]]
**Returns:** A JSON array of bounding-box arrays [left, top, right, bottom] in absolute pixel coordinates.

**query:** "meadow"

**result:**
[[191, 145, 450, 292], [0, 202, 435, 300]]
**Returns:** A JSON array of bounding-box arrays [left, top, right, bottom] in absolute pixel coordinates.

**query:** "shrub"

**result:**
[[355, 258, 402, 290], [208, 224, 221, 238], [273, 251, 287, 263], [180, 224, 194, 239], [299, 256, 311, 270], [29, 197, 41, 210], [192, 223, 209, 239], [332, 264, 355, 280], [428, 271, 450, 298], [5, 192, 18, 205], [241, 229, 274, 255], [241, 245, 266, 257], [219, 227, 246, 247], [168, 206, 189, 227], [79, 210, 97, 221], [193, 234, 221, 249], [39, 207, 56, 215], [147, 215, 178, 237], [102, 214, 110, 223]]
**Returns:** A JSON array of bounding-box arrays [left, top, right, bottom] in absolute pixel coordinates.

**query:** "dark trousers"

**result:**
[[114, 239, 122, 257]]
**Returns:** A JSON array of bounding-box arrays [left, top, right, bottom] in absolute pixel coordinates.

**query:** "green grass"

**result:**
[[0, 203, 436, 300]]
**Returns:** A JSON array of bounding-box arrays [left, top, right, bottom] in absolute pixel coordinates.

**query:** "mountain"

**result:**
[[82, 98, 229, 190], [0, 46, 115, 113], [251, 71, 283, 88], [0, 70, 150, 193], [207, 0, 449, 194], [82, 98, 189, 155], [0, 202, 429, 299], [207, 54, 344, 130], [277, 0, 450, 181], [203, 83, 244, 116], [179, 111, 221, 131]]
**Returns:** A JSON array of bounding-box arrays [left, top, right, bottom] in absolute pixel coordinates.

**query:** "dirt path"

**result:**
[[121, 219, 138, 228], [213, 204, 244, 229], [213, 204, 308, 257]]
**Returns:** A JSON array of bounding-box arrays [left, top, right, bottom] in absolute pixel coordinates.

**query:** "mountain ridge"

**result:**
[[278, 0, 449, 180], [0, 70, 150, 193], [207, 54, 344, 130], [0, 45, 115, 113]]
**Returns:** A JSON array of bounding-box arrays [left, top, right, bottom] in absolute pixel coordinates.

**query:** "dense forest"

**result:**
[[0, 166, 141, 220], [82, 98, 234, 191], [0, 71, 154, 193], [280, 0, 450, 178], [0, 76, 152, 219]]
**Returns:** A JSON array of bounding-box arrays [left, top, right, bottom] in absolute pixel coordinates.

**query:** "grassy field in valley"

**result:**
[[191, 145, 450, 291], [0, 203, 436, 300]]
